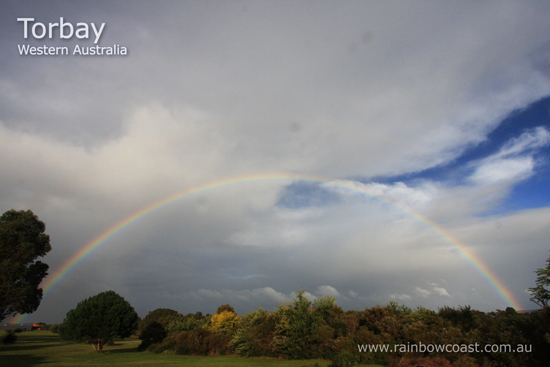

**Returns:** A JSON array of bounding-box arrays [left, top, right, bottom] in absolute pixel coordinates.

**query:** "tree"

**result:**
[[0, 209, 51, 322], [528, 252, 550, 307], [275, 289, 335, 359], [58, 290, 138, 351]]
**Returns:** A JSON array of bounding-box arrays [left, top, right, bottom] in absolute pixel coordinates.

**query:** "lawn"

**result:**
[[0, 331, 384, 367]]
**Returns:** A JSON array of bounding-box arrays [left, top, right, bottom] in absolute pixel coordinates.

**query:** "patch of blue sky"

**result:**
[[463, 96, 550, 213], [369, 96, 550, 187], [276, 181, 342, 209], [278, 96, 550, 212], [498, 157, 550, 213]]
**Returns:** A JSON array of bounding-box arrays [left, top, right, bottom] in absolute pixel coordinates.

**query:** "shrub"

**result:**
[[438, 305, 478, 333], [230, 327, 257, 357], [274, 289, 335, 359], [166, 313, 208, 333], [331, 312, 359, 337], [387, 356, 452, 367], [328, 351, 357, 367], [208, 311, 240, 331], [473, 307, 550, 367], [230, 308, 280, 357], [360, 305, 401, 340], [138, 321, 167, 352], [1, 330, 17, 344], [174, 328, 234, 356]]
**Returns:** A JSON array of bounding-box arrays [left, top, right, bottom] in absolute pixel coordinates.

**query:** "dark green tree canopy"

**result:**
[[0, 209, 51, 322], [528, 252, 550, 307], [58, 290, 138, 351], [138, 308, 181, 334], [142, 308, 181, 326]]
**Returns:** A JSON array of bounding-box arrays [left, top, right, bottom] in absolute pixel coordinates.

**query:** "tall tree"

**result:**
[[528, 252, 550, 307], [0, 209, 51, 322], [58, 290, 138, 351]]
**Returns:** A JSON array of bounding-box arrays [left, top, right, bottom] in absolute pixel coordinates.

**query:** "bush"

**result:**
[[174, 328, 234, 356], [328, 351, 357, 367], [387, 356, 452, 367], [49, 324, 59, 333], [274, 289, 335, 359], [230, 308, 280, 357], [166, 313, 208, 333], [208, 311, 239, 331], [138, 321, 167, 352], [1, 330, 17, 344], [438, 305, 477, 333]]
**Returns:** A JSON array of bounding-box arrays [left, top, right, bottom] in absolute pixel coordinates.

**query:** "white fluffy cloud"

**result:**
[[433, 287, 451, 298], [317, 285, 342, 298], [469, 127, 550, 186]]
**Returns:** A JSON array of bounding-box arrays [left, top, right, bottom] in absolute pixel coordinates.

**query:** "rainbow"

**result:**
[[12, 172, 522, 322]]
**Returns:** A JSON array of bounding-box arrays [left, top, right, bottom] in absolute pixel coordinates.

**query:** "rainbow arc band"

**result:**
[[13, 172, 521, 322]]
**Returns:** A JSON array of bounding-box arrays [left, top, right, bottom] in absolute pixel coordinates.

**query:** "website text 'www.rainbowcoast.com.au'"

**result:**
[[358, 343, 532, 354]]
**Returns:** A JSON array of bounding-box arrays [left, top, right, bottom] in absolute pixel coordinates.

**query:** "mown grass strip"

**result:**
[[0, 331, 383, 367]]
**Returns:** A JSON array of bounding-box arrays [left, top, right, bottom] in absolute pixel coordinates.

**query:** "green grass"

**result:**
[[0, 330, 384, 367]]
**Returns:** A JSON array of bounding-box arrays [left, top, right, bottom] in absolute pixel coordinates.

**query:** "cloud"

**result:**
[[409, 286, 451, 299], [415, 288, 432, 298], [469, 127, 550, 186], [469, 157, 535, 186], [316, 285, 342, 298], [494, 127, 550, 159], [433, 287, 451, 298], [332, 180, 438, 212], [390, 293, 412, 301], [188, 287, 290, 306]]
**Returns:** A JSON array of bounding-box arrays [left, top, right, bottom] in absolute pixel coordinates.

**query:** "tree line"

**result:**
[[50, 287, 549, 367]]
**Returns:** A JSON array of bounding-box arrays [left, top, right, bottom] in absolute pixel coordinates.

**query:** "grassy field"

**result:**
[[0, 331, 384, 367]]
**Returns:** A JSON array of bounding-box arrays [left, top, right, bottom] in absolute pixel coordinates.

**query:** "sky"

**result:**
[[2, 0, 550, 323]]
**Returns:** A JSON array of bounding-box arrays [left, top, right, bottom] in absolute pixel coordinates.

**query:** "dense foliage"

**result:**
[[133, 290, 550, 367], [140, 308, 181, 329], [0, 209, 51, 322], [0, 330, 17, 345], [138, 321, 167, 351], [528, 252, 550, 307], [58, 290, 138, 351]]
